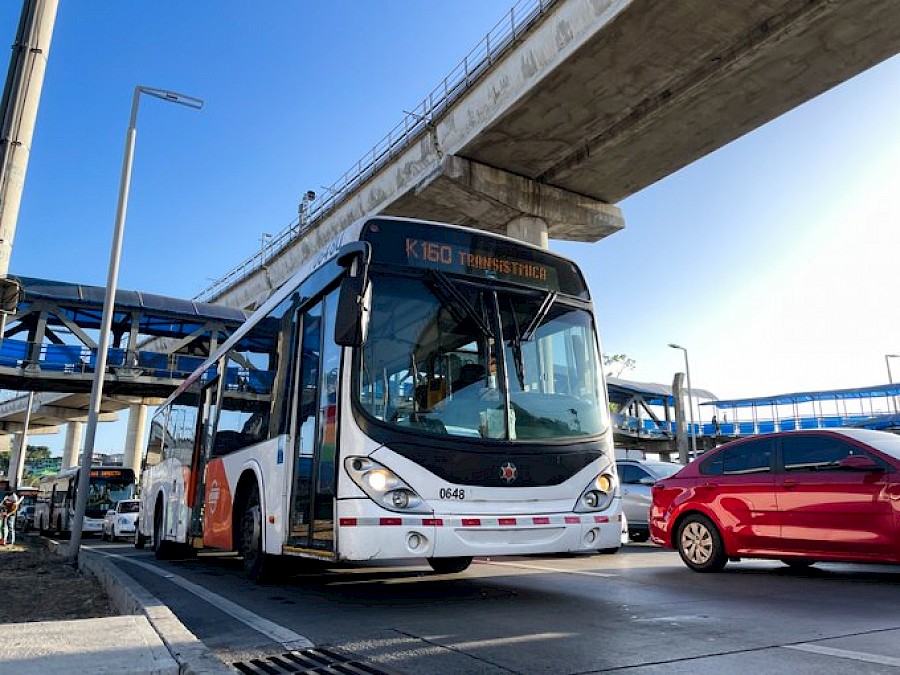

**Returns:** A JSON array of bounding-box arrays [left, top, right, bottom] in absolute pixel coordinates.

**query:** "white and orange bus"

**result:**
[[137, 216, 619, 580]]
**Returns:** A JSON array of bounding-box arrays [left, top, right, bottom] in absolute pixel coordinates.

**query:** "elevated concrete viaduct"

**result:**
[[202, 0, 900, 311]]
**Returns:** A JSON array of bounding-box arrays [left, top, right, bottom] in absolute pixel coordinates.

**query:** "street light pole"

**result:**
[[886, 354, 899, 384], [669, 343, 697, 459], [887, 354, 899, 414], [66, 86, 202, 560]]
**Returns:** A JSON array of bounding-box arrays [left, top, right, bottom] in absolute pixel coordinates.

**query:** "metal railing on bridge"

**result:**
[[194, 0, 558, 302], [0, 339, 207, 380]]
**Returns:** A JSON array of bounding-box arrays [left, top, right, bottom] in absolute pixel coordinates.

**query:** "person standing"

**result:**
[[0, 491, 21, 545]]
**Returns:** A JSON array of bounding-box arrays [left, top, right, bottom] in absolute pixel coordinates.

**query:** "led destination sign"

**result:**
[[362, 219, 589, 299], [405, 237, 556, 288], [90, 469, 130, 479]]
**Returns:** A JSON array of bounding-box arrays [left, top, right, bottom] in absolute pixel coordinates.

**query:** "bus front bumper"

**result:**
[[83, 518, 105, 533], [335, 502, 621, 561]]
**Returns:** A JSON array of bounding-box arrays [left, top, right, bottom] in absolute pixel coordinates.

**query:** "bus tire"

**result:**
[[153, 502, 175, 560], [238, 482, 281, 583], [427, 556, 473, 574], [134, 529, 147, 549]]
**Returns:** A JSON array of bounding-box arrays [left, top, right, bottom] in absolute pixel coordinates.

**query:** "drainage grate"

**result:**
[[232, 646, 402, 675]]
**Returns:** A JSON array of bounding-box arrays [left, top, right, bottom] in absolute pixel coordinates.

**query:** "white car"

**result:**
[[102, 499, 140, 541]]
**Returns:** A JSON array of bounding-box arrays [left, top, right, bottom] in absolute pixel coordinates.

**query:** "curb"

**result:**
[[46, 537, 232, 674]]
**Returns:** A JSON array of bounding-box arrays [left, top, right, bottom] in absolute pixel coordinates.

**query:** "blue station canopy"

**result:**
[[702, 383, 900, 409], [10, 275, 249, 339], [608, 376, 717, 407]]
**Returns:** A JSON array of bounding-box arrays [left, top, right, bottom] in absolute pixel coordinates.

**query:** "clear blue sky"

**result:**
[[2, 2, 899, 453]]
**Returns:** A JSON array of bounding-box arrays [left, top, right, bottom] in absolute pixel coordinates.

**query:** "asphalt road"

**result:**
[[89, 540, 900, 674]]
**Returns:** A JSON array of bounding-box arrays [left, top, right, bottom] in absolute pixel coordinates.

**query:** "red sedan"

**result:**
[[650, 428, 900, 572]]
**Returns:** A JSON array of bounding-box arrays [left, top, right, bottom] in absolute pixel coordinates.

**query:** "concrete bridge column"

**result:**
[[8, 433, 23, 488], [506, 216, 549, 249], [62, 421, 82, 469], [124, 404, 147, 478]]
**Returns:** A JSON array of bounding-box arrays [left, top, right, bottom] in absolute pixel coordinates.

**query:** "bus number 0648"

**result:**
[[439, 487, 465, 500]]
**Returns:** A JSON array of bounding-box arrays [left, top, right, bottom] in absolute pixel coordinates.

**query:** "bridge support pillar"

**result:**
[[124, 404, 147, 479], [8, 433, 24, 488], [506, 216, 549, 249], [62, 421, 82, 469]]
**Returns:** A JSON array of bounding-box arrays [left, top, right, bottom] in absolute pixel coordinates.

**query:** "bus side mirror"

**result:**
[[335, 242, 372, 347]]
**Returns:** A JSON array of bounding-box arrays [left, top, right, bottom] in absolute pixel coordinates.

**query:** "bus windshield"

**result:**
[[85, 471, 135, 519], [356, 271, 608, 441]]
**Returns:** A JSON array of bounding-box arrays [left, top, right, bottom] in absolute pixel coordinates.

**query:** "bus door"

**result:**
[[288, 289, 340, 551], [188, 374, 219, 537]]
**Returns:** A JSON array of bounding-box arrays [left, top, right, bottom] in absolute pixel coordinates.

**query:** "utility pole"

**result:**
[[0, 0, 59, 276]]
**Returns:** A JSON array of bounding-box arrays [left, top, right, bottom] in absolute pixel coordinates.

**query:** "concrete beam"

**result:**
[[387, 155, 624, 241], [32, 405, 120, 424], [0, 422, 58, 435], [213, 154, 624, 310]]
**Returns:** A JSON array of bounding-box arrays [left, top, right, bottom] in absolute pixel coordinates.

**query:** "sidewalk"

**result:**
[[0, 535, 231, 674]]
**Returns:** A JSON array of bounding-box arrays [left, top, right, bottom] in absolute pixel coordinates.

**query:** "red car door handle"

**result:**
[[783, 479, 799, 489], [699, 483, 718, 490]]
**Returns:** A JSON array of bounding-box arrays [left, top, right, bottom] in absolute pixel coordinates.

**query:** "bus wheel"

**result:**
[[239, 483, 264, 581], [134, 529, 147, 549], [427, 556, 473, 574], [239, 483, 280, 583], [153, 505, 174, 560]]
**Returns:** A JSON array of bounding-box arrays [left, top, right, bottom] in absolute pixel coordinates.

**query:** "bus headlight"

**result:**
[[574, 472, 616, 512], [345, 457, 430, 513]]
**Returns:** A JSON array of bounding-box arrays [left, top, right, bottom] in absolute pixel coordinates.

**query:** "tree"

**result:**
[[26, 445, 50, 461], [603, 353, 636, 378]]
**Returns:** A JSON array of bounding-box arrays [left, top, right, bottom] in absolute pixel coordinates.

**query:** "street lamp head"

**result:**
[[668, 343, 683, 350], [137, 86, 204, 111]]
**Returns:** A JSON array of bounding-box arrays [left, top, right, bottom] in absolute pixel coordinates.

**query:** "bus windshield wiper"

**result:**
[[521, 291, 557, 341], [429, 271, 494, 339]]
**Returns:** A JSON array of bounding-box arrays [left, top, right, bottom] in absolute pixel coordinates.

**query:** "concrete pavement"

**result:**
[[0, 539, 231, 675]]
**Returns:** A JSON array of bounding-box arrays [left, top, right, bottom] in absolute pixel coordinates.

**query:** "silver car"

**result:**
[[616, 459, 683, 542]]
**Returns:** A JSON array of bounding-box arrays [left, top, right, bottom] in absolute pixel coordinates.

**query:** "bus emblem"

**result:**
[[208, 480, 220, 515], [499, 462, 517, 484]]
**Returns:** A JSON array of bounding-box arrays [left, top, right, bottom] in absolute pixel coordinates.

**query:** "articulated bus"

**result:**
[[137, 216, 619, 580], [35, 465, 136, 536]]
